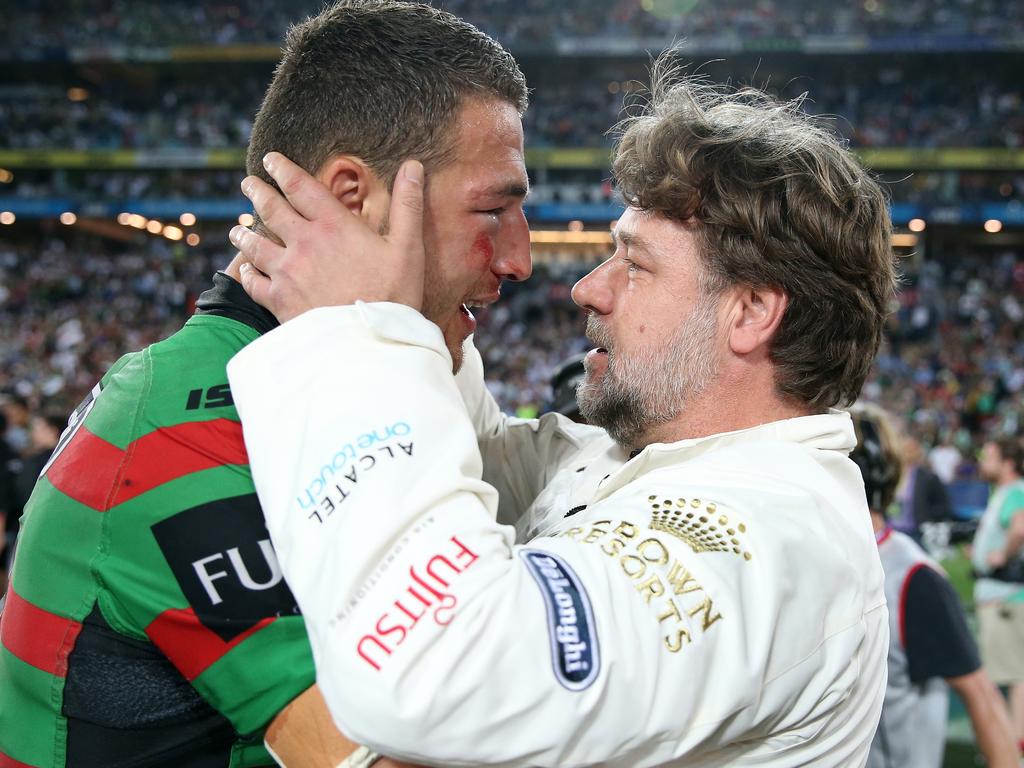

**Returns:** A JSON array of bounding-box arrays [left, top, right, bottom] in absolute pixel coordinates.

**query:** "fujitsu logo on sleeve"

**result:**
[[356, 535, 478, 672], [520, 549, 600, 691]]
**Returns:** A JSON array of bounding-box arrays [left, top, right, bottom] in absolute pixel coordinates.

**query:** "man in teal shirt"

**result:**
[[973, 436, 1024, 754]]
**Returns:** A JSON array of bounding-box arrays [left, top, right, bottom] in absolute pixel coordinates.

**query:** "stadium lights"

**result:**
[[186, 233, 201, 246], [238, 213, 255, 227], [891, 234, 918, 248], [984, 219, 1003, 233], [0, 169, 13, 183], [908, 218, 926, 232], [530, 230, 612, 245], [180, 212, 196, 226], [117, 212, 131, 225], [0, 212, 15, 225], [146, 220, 163, 234], [59, 212, 77, 225], [127, 214, 147, 229], [163, 226, 184, 241]]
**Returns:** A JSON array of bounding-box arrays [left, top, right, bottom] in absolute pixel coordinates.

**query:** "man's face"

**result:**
[[979, 442, 1003, 481], [571, 208, 723, 450], [419, 97, 531, 371]]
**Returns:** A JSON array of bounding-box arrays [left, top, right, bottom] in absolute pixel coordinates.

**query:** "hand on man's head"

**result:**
[[229, 152, 426, 323]]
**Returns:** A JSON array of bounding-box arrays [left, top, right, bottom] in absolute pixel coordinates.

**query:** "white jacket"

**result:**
[[227, 303, 888, 767]]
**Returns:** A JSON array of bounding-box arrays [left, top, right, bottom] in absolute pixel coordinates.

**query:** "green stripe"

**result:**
[[195, 615, 314, 736], [134, 317, 258, 435], [85, 350, 147, 448], [12, 478, 101, 620], [99, 464, 258, 634], [0, 643, 65, 767]]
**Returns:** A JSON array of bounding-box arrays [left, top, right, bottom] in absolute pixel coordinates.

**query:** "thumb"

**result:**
[[388, 160, 425, 255]]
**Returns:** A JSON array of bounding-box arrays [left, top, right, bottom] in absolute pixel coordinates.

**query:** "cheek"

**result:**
[[471, 232, 495, 264]]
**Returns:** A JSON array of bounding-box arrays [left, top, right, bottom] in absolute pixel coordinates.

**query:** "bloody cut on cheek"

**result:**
[[472, 232, 495, 262]]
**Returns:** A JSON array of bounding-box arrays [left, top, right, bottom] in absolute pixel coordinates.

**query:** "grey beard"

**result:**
[[577, 296, 720, 451]]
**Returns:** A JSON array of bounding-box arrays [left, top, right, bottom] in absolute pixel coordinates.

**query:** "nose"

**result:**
[[493, 209, 532, 282], [571, 257, 614, 315]]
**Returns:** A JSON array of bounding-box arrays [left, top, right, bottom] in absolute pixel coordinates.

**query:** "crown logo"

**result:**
[[647, 496, 752, 561]]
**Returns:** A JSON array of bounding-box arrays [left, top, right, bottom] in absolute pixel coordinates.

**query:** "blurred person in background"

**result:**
[[894, 435, 953, 541], [929, 429, 963, 485], [972, 436, 1024, 753], [0, 2, 527, 767], [851, 404, 1018, 768]]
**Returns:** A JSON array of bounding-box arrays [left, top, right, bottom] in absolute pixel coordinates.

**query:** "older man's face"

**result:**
[[570, 208, 724, 450]]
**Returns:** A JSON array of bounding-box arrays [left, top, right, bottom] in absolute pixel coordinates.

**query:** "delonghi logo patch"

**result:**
[[520, 549, 600, 691]]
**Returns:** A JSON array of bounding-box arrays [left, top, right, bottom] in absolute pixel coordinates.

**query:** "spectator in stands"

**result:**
[[893, 435, 953, 540], [929, 429, 963, 485], [853, 404, 1019, 767], [972, 436, 1024, 752]]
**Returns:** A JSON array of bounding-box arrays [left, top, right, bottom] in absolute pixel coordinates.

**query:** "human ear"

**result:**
[[317, 156, 389, 223], [727, 285, 787, 356]]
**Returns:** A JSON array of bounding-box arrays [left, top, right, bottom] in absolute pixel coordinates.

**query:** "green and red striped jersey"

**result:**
[[0, 274, 314, 767]]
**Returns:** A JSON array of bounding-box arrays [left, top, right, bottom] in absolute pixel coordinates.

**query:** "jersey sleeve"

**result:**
[[456, 336, 609, 524], [902, 565, 980, 684], [90, 343, 315, 739], [228, 304, 864, 767]]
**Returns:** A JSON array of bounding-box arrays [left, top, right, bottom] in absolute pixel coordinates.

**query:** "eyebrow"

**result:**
[[474, 180, 530, 200], [611, 229, 652, 255]]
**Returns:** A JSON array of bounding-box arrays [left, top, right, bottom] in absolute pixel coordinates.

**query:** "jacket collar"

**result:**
[[595, 410, 857, 499]]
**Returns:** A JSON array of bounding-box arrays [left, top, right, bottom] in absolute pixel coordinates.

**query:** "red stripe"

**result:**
[[47, 419, 248, 512], [0, 587, 82, 677], [109, 419, 248, 507], [46, 427, 124, 511], [0, 750, 39, 768], [146, 607, 274, 681], [898, 562, 929, 648]]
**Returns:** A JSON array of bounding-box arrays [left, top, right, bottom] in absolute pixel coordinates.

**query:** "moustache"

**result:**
[[585, 315, 613, 352]]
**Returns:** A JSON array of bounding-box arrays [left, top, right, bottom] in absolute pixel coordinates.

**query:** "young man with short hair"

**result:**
[[0, 3, 529, 765]]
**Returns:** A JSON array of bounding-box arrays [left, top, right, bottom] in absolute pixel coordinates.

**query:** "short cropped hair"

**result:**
[[612, 58, 897, 408], [246, 0, 528, 189]]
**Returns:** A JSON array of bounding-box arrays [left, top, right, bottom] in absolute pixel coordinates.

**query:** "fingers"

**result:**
[[261, 152, 351, 223], [228, 224, 285, 275], [241, 175, 306, 238], [238, 262, 273, 311], [387, 160, 425, 259]]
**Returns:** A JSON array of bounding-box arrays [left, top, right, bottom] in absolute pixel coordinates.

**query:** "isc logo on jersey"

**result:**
[[151, 494, 300, 641]]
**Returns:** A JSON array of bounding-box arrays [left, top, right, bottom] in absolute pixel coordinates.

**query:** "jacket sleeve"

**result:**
[[455, 335, 608, 525], [227, 304, 766, 767]]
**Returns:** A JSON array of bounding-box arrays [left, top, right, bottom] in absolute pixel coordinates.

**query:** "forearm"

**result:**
[[953, 671, 1018, 767]]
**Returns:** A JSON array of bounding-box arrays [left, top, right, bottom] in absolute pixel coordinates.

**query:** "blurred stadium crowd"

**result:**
[[3, 231, 1024, 476], [2, 0, 1024, 764], [7, 0, 1024, 47]]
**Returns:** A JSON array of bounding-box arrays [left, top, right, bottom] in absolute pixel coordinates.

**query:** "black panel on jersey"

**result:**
[[64, 605, 236, 767], [195, 271, 278, 335], [903, 566, 981, 684]]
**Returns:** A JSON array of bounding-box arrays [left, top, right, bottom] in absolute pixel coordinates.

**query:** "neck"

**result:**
[[633, 365, 815, 449], [870, 511, 887, 534], [998, 470, 1021, 488], [224, 252, 246, 283]]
